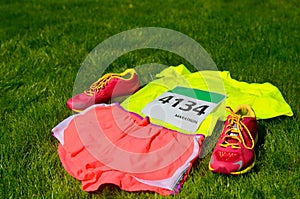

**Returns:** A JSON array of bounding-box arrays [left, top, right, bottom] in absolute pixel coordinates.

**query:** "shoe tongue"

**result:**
[[232, 123, 238, 130], [226, 124, 239, 144], [229, 132, 238, 137], [228, 123, 239, 136]]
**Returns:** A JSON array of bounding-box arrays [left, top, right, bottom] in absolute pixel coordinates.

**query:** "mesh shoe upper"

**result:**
[[66, 68, 140, 112], [209, 105, 258, 175]]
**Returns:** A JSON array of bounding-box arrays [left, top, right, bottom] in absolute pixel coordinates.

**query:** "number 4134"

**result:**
[[158, 95, 209, 116]]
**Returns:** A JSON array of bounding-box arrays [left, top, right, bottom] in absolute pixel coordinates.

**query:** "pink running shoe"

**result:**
[[66, 68, 140, 112], [209, 105, 258, 175]]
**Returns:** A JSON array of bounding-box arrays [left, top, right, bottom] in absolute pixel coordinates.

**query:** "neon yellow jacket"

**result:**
[[121, 64, 293, 136]]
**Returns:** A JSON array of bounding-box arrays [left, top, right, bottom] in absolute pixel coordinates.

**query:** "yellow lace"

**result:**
[[219, 107, 255, 150], [84, 73, 121, 96]]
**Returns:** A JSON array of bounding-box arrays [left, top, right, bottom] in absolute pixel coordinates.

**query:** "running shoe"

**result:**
[[209, 105, 258, 175], [66, 68, 140, 112]]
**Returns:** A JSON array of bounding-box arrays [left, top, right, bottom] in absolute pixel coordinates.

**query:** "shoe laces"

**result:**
[[219, 107, 255, 150], [84, 73, 121, 96]]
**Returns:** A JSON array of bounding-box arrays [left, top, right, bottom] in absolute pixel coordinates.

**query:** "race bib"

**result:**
[[142, 86, 226, 132]]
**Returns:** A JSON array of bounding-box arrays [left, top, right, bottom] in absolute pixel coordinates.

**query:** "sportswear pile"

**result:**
[[53, 65, 294, 195]]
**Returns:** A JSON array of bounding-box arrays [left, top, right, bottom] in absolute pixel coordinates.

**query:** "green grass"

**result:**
[[1, 0, 299, 198]]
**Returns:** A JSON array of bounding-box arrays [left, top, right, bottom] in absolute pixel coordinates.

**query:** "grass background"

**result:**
[[1, 0, 299, 198]]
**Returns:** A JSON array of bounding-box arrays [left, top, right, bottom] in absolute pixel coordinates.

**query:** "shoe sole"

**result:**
[[71, 108, 83, 113], [229, 154, 256, 175]]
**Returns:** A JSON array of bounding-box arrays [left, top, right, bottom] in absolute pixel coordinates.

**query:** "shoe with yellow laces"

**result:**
[[66, 68, 140, 112], [209, 105, 258, 175]]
